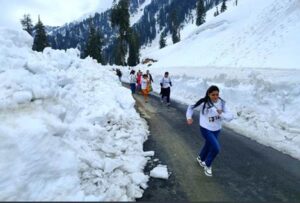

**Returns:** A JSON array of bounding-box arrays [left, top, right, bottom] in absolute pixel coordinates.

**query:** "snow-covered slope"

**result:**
[[0, 28, 150, 201], [143, 0, 300, 69], [130, 0, 152, 26]]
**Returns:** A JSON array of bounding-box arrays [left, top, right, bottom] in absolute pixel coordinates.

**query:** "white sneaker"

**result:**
[[196, 156, 206, 168], [204, 166, 212, 177]]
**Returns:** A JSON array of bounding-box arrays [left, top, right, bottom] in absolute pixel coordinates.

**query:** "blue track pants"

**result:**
[[199, 126, 221, 167]]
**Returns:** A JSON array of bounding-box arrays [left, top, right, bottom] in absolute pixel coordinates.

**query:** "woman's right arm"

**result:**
[[186, 98, 204, 125], [186, 105, 195, 120], [186, 105, 194, 125]]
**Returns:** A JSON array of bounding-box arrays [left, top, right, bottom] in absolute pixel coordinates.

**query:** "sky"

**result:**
[[0, 0, 114, 29]]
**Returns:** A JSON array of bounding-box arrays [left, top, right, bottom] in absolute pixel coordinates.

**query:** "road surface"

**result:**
[[129, 89, 300, 201]]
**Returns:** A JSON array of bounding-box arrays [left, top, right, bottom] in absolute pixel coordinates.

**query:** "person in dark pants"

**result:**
[[129, 70, 136, 94], [160, 72, 172, 106], [186, 85, 233, 177]]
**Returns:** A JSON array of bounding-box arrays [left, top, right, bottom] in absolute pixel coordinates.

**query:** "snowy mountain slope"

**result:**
[[130, 0, 152, 26], [143, 0, 300, 69]]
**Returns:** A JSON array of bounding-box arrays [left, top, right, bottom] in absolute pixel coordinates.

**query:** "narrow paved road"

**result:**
[[130, 88, 300, 202]]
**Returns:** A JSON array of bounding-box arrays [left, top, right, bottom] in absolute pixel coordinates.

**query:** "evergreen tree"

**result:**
[[235, 0, 238, 6], [65, 29, 70, 47], [214, 6, 220, 17], [111, 0, 130, 66], [127, 29, 140, 66], [32, 16, 49, 52], [159, 32, 166, 49], [221, 0, 227, 13], [20, 14, 34, 36], [172, 29, 180, 44], [84, 24, 103, 64], [196, 0, 206, 26], [171, 30, 180, 44], [170, 9, 180, 44], [113, 39, 124, 66], [158, 8, 166, 30]]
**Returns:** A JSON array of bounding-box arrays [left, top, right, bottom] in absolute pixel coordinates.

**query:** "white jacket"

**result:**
[[186, 99, 233, 131], [141, 78, 149, 90], [160, 77, 172, 88], [129, 74, 136, 84]]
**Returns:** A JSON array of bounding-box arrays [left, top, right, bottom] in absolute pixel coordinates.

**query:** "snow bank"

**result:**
[[127, 65, 300, 160], [0, 27, 150, 201]]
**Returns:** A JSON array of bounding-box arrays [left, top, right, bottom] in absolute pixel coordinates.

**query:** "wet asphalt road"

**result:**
[[129, 88, 300, 202]]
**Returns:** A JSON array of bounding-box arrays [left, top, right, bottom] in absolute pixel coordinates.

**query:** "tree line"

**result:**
[[20, 0, 232, 66], [20, 0, 139, 66]]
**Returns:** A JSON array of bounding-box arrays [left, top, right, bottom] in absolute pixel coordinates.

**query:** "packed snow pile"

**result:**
[[0, 28, 150, 201], [150, 165, 169, 180]]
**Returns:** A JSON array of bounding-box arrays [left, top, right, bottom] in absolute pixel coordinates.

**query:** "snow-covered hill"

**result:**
[[130, 0, 152, 26], [144, 0, 300, 69]]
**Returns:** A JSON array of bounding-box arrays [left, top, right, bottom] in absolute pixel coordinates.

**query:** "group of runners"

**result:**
[[126, 68, 234, 177], [129, 69, 172, 105]]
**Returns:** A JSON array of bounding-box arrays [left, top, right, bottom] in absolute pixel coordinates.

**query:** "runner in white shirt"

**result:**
[[186, 85, 233, 177], [160, 72, 172, 106]]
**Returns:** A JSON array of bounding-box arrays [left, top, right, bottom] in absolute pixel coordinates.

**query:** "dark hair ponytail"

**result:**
[[192, 85, 222, 114]]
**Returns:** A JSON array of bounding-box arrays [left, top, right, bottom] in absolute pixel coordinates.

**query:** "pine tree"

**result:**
[[111, 0, 130, 66], [172, 30, 180, 44], [171, 9, 180, 44], [111, 0, 129, 36], [113, 39, 123, 66], [196, 0, 206, 26], [127, 29, 140, 66], [171, 28, 180, 44], [214, 6, 220, 17], [159, 32, 166, 49], [20, 14, 34, 36], [32, 16, 49, 52], [221, 0, 227, 13], [84, 24, 103, 64]]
